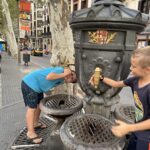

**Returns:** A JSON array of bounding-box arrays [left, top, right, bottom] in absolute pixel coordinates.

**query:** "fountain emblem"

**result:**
[[88, 30, 117, 44]]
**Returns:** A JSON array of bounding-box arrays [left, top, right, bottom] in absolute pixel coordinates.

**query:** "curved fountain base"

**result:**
[[46, 134, 65, 150]]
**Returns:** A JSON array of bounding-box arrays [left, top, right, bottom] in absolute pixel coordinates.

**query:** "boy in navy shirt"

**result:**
[[89, 46, 150, 150], [21, 66, 77, 144]]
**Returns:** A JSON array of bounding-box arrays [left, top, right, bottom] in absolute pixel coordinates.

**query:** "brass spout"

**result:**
[[93, 67, 102, 89]]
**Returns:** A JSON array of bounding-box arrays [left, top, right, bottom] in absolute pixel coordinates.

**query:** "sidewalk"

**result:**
[[0, 53, 40, 150]]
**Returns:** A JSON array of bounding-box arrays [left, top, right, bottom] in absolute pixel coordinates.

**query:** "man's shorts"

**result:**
[[21, 81, 43, 108]]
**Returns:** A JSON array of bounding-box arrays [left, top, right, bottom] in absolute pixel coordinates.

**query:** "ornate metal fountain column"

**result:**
[[70, 0, 149, 118]]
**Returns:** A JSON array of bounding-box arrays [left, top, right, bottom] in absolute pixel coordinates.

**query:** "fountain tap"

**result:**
[[93, 67, 102, 89]]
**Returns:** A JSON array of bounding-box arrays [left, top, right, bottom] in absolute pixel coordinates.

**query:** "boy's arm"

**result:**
[[89, 76, 126, 88], [46, 68, 71, 80], [102, 77, 126, 88], [112, 119, 150, 137]]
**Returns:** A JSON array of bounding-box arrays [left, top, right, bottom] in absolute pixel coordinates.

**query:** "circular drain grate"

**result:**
[[114, 104, 135, 124], [40, 94, 83, 116], [60, 114, 123, 150]]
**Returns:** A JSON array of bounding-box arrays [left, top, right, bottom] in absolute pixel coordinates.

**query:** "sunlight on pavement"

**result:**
[[19, 68, 37, 74]]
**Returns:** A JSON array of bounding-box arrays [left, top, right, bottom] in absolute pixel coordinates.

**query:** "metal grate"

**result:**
[[40, 94, 83, 116], [60, 114, 121, 149], [45, 94, 79, 109], [11, 117, 56, 150], [115, 105, 135, 124], [121, 106, 135, 120]]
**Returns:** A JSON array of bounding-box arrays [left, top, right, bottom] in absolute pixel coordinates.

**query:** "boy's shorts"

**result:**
[[21, 81, 43, 108], [127, 133, 150, 150]]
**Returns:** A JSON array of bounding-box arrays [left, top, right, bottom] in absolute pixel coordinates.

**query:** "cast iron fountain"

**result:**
[[70, 0, 148, 118], [40, 0, 149, 150], [59, 0, 148, 149]]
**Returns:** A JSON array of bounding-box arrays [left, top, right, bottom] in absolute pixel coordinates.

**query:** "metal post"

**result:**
[[17, 0, 21, 64]]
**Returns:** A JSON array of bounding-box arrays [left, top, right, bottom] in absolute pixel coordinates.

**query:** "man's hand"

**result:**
[[111, 120, 130, 137], [64, 68, 72, 76]]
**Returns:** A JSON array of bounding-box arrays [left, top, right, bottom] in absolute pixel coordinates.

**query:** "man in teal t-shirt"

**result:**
[[21, 66, 77, 144]]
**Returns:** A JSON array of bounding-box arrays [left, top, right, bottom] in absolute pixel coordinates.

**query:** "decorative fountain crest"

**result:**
[[70, 0, 149, 117]]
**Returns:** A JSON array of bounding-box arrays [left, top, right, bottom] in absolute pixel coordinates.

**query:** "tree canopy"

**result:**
[[0, 0, 19, 33], [0, 1, 3, 30]]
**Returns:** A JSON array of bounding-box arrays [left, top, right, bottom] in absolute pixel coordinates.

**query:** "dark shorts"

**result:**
[[127, 134, 150, 150], [21, 81, 43, 108]]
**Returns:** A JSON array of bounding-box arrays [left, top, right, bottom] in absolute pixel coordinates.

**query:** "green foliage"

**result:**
[[7, 0, 19, 21], [0, 0, 19, 32], [0, 0, 3, 30]]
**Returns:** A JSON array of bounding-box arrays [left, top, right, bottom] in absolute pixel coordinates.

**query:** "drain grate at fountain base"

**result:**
[[11, 117, 56, 150], [114, 104, 135, 124], [60, 114, 125, 150]]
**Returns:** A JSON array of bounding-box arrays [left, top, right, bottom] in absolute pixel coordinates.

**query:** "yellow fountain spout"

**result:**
[[93, 67, 102, 89]]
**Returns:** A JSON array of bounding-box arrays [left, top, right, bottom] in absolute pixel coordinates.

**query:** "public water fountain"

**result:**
[[40, 0, 148, 149], [69, 0, 148, 119], [58, 0, 148, 149]]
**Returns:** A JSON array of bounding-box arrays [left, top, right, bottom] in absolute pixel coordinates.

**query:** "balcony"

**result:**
[[42, 32, 51, 38]]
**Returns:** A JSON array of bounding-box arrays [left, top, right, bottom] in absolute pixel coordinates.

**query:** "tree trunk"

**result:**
[[46, 0, 77, 95], [2, 0, 18, 57], [47, 0, 74, 66]]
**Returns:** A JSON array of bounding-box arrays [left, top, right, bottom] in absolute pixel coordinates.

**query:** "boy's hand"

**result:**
[[89, 75, 94, 86], [64, 68, 72, 76], [111, 120, 130, 137], [89, 74, 104, 86]]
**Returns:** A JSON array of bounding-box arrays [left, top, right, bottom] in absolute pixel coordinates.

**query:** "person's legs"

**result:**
[[26, 107, 42, 142], [34, 93, 47, 128], [26, 107, 36, 136], [34, 106, 41, 125], [21, 81, 43, 143]]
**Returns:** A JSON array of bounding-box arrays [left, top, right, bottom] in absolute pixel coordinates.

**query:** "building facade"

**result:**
[[124, 0, 139, 10], [69, 0, 94, 13], [30, 1, 43, 49], [29, 0, 52, 51], [137, 0, 150, 47], [42, 2, 51, 52]]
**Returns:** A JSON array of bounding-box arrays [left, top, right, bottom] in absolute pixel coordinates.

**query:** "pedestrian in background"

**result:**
[[89, 46, 150, 150], [21, 66, 77, 144], [0, 43, 3, 62], [23, 48, 30, 66]]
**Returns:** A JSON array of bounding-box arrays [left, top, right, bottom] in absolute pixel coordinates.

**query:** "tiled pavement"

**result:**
[[0, 53, 40, 150]]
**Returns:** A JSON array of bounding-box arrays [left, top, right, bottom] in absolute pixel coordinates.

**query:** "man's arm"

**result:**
[[46, 68, 71, 80], [112, 119, 150, 137]]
